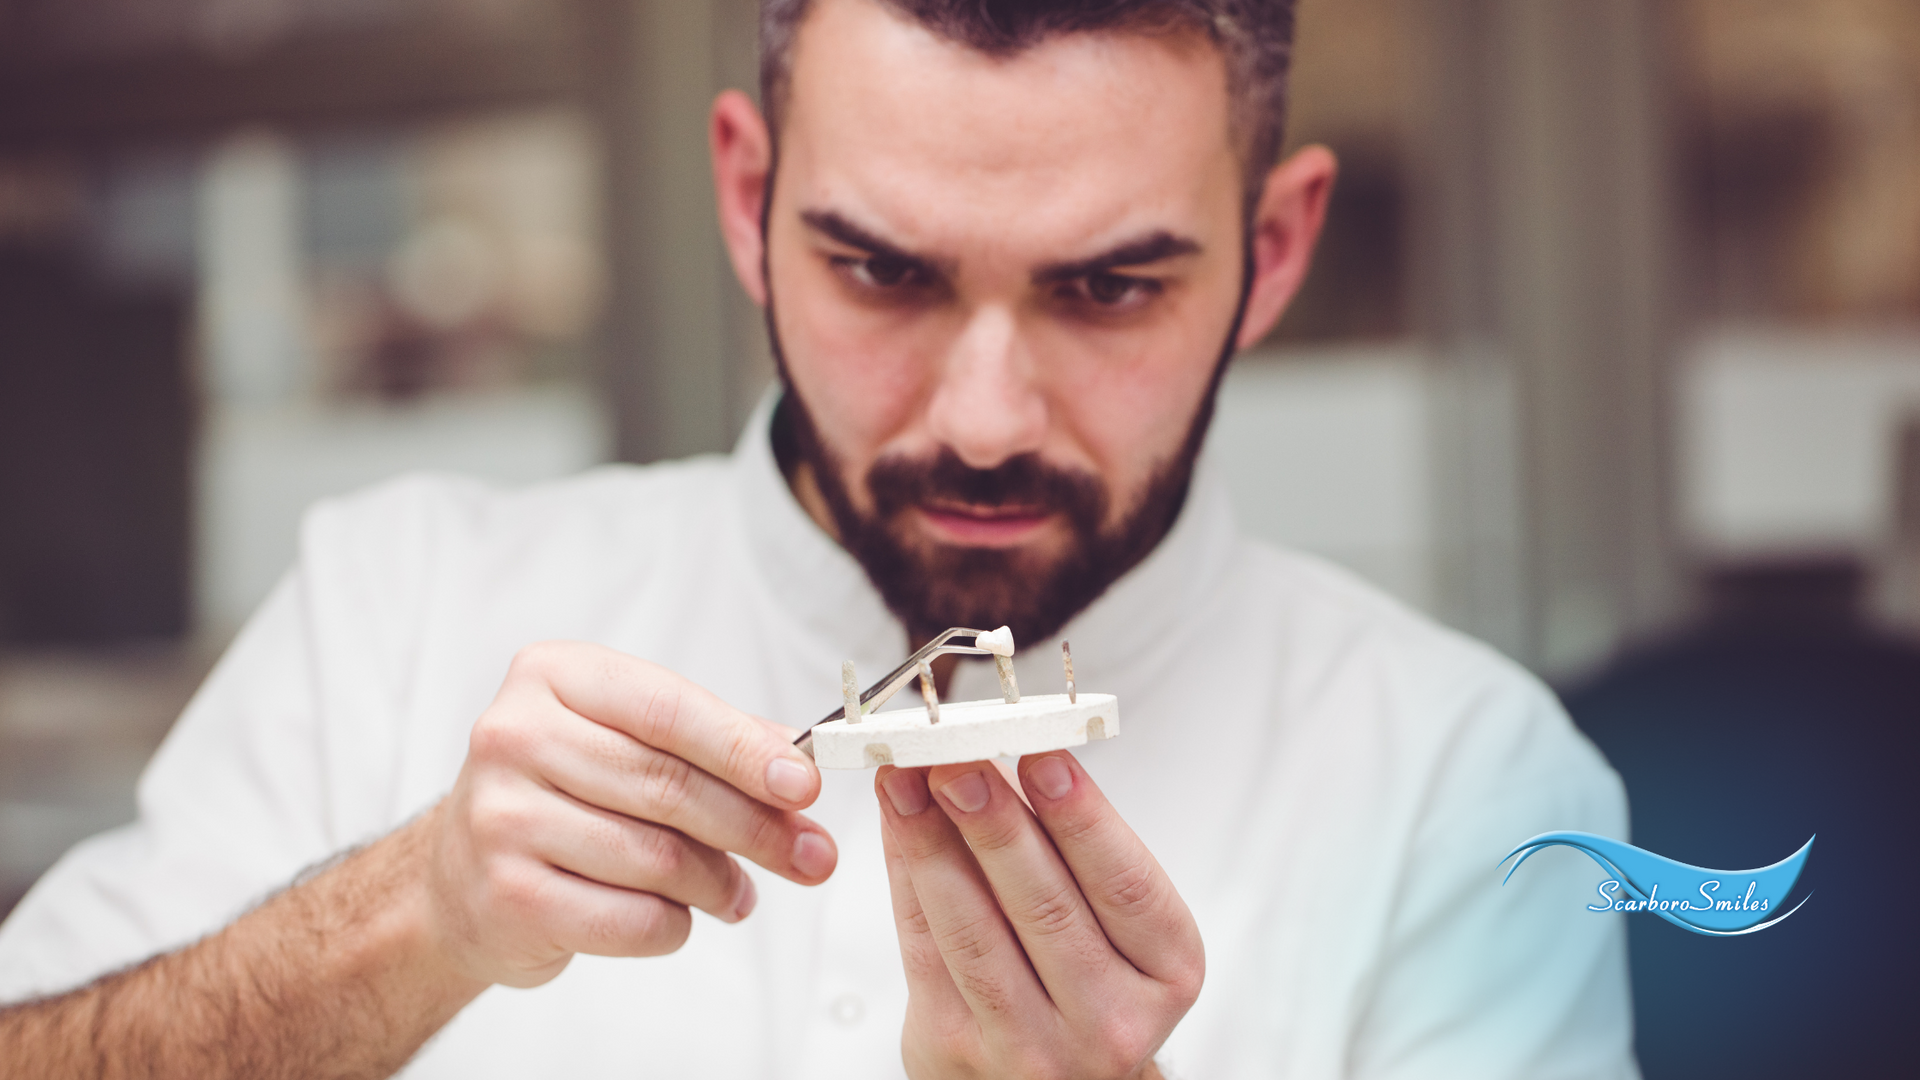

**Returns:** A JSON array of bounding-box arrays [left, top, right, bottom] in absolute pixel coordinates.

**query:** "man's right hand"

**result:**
[[0, 640, 834, 1078], [423, 640, 838, 987]]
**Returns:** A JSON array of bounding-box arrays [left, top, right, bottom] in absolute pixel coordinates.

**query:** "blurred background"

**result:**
[[0, 0, 1914, 1072]]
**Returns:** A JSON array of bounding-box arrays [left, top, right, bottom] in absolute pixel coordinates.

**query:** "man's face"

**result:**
[[763, 0, 1252, 645]]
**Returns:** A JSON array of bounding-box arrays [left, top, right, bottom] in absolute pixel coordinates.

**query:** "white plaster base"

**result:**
[[811, 693, 1119, 769]]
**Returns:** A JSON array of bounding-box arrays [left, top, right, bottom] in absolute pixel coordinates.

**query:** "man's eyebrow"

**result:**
[[800, 209, 951, 273], [1033, 231, 1203, 284]]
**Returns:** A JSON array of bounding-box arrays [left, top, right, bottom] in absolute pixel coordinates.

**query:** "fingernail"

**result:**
[[1028, 755, 1073, 800], [766, 756, 813, 804], [792, 831, 835, 879], [939, 770, 991, 814], [729, 871, 757, 921], [882, 769, 929, 816]]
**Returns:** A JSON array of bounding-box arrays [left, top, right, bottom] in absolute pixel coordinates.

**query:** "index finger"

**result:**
[[512, 641, 822, 811]]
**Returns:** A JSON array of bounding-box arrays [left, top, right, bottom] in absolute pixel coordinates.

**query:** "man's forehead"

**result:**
[[778, 0, 1240, 260]]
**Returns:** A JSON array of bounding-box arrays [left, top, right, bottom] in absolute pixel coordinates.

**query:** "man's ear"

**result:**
[[1235, 145, 1338, 348], [711, 89, 774, 307]]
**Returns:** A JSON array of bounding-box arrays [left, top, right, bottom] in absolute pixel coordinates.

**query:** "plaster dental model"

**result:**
[[795, 626, 1119, 769]]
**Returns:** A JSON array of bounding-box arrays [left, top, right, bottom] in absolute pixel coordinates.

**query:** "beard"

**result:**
[[764, 252, 1251, 649]]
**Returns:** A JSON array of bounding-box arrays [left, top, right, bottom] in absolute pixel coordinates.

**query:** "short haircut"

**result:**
[[759, 0, 1298, 197]]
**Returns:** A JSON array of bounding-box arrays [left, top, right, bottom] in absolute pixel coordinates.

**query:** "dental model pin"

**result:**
[[794, 627, 1118, 769]]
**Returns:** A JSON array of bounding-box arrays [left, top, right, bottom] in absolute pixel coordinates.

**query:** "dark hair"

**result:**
[[759, 0, 1298, 194]]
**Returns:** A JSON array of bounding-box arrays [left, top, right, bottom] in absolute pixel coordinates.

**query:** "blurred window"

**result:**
[[1684, 0, 1920, 324], [1265, 0, 1410, 345]]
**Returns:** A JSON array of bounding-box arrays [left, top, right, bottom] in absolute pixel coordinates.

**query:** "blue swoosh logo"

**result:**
[[1501, 831, 1814, 936]]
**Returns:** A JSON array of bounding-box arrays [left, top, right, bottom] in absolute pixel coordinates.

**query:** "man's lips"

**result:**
[[915, 503, 1054, 547]]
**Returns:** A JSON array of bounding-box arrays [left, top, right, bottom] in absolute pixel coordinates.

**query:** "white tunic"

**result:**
[[0, 398, 1636, 1079]]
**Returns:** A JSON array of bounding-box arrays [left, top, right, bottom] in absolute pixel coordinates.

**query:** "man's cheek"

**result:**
[[778, 303, 919, 450], [835, 386, 931, 472]]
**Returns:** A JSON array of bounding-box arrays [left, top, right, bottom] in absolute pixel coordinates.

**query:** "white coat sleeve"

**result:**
[[0, 572, 340, 1003], [1351, 672, 1640, 1080], [0, 473, 487, 1006]]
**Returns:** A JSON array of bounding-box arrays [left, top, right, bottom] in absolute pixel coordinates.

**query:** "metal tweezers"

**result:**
[[792, 627, 995, 758]]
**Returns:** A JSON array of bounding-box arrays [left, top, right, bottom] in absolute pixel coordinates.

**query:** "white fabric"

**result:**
[[0, 396, 1636, 1079]]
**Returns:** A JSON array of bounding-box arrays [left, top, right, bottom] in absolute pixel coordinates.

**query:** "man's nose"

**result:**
[[922, 304, 1048, 471]]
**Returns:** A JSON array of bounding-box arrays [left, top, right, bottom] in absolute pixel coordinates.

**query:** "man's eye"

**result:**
[[845, 255, 919, 289], [1075, 272, 1158, 308]]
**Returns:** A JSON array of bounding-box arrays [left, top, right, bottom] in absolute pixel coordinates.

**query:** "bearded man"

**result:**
[[0, 1, 1635, 1077]]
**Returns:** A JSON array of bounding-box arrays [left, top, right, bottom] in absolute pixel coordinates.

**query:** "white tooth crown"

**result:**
[[976, 626, 1016, 656]]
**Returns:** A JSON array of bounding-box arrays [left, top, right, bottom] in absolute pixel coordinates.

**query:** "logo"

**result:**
[[1501, 831, 1814, 936]]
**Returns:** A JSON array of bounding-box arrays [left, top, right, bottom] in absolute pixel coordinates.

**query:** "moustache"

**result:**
[[865, 448, 1109, 536]]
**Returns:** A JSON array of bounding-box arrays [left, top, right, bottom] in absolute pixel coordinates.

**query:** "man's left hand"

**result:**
[[876, 752, 1203, 1080]]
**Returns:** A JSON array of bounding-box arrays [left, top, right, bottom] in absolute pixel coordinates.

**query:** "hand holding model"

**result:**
[[877, 754, 1202, 1080]]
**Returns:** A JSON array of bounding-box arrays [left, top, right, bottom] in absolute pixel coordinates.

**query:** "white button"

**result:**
[[829, 992, 865, 1026]]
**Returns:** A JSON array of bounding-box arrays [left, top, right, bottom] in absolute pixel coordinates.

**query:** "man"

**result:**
[[0, 1, 1635, 1077]]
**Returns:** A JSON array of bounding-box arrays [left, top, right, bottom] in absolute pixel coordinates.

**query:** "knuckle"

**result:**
[[636, 751, 699, 822], [1090, 1022, 1144, 1068], [1098, 860, 1162, 918], [933, 922, 1019, 1017], [635, 825, 688, 878], [468, 710, 534, 765], [935, 914, 1002, 968], [1045, 805, 1106, 848], [902, 943, 947, 984], [467, 792, 534, 850], [718, 725, 760, 790], [911, 1015, 984, 1074], [930, 1032, 976, 1070], [950, 967, 1016, 1018], [894, 819, 960, 864], [509, 640, 567, 679], [1164, 949, 1206, 1008], [1017, 881, 1085, 941], [963, 808, 1028, 854], [635, 682, 690, 745], [1088, 1016, 1152, 1077], [741, 806, 788, 859], [898, 901, 934, 941], [488, 860, 548, 921]]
